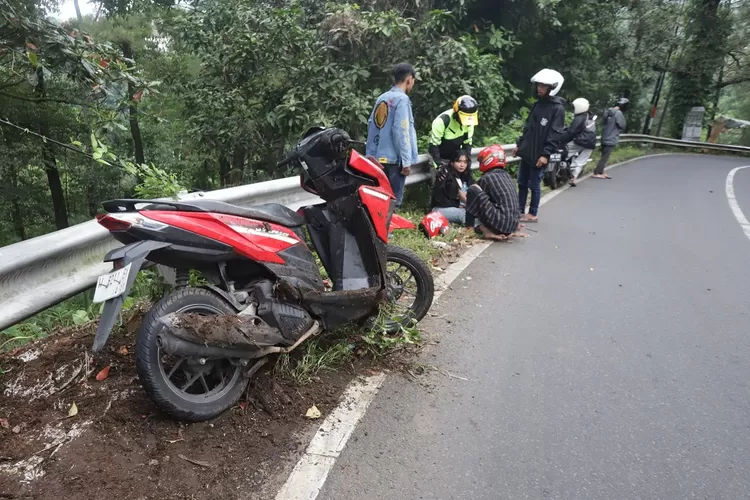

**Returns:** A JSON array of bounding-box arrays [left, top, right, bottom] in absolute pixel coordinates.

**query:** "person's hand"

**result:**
[[459, 190, 467, 203], [512, 147, 519, 157], [401, 165, 411, 176], [536, 156, 548, 168]]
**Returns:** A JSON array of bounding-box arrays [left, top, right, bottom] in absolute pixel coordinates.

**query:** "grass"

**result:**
[[275, 337, 356, 384]]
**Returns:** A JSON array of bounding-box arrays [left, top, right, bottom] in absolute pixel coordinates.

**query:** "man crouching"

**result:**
[[466, 145, 527, 241]]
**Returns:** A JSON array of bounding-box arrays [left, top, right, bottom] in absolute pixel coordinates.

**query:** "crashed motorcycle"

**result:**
[[91, 127, 434, 421]]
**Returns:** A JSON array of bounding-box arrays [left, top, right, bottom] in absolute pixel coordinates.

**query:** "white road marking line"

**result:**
[[434, 241, 491, 301], [273, 153, 670, 499], [274, 373, 386, 500], [726, 166, 750, 242]]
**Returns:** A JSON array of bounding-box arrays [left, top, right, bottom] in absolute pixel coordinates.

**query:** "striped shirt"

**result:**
[[466, 169, 520, 235]]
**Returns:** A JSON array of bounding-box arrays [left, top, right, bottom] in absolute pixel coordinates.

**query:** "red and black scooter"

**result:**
[[91, 127, 433, 421]]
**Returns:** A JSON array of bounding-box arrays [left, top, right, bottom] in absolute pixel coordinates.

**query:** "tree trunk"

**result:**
[[121, 43, 146, 165], [706, 63, 724, 139], [11, 197, 25, 240], [74, 0, 83, 22], [219, 154, 230, 187], [41, 136, 69, 229], [656, 75, 674, 137], [7, 166, 25, 240], [87, 179, 99, 217], [231, 144, 245, 185], [36, 68, 69, 230], [128, 80, 146, 165]]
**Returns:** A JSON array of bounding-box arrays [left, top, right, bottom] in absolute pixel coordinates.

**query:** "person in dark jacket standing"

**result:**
[[593, 97, 629, 179], [559, 97, 597, 186], [513, 69, 566, 223], [430, 150, 475, 225]]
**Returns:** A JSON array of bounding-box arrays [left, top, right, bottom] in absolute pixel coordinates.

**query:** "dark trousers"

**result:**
[[594, 145, 615, 175], [517, 159, 544, 216]]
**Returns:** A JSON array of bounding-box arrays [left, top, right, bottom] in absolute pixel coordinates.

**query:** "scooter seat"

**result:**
[[188, 200, 305, 227]]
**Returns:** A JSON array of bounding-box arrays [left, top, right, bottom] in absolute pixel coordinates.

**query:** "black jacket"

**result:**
[[516, 96, 566, 162], [560, 112, 596, 149], [431, 166, 474, 209]]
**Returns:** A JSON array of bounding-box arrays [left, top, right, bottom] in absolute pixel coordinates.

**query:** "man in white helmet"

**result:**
[[512, 69, 566, 223], [559, 97, 597, 186]]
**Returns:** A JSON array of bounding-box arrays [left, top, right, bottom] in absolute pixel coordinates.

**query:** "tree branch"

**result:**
[[0, 90, 96, 108], [727, 52, 743, 68], [718, 75, 750, 89], [0, 78, 25, 90]]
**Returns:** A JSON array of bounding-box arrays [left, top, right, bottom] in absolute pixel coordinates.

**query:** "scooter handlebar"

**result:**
[[276, 154, 297, 168]]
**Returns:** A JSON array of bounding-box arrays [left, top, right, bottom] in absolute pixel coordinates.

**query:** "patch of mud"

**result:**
[[0, 325, 356, 500]]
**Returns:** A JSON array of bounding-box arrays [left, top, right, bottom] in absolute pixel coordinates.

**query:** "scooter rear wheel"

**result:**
[[135, 287, 250, 421]]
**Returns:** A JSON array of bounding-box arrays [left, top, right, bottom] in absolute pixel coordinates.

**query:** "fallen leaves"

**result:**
[[95, 365, 111, 381], [178, 454, 214, 468], [166, 428, 185, 444], [0, 418, 9, 430], [68, 403, 78, 418], [305, 405, 321, 419]]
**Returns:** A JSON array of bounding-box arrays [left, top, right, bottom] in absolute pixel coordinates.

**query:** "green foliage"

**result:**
[[0, 0, 747, 249], [669, 0, 733, 137], [361, 306, 422, 356], [275, 338, 355, 384]]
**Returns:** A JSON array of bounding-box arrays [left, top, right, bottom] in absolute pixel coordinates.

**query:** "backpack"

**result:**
[[575, 113, 597, 149]]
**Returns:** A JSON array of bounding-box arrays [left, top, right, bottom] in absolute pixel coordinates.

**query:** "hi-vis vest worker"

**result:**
[[428, 95, 478, 168]]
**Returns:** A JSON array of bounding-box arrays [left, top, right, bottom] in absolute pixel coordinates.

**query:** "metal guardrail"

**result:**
[[1, 136, 747, 331], [618, 134, 750, 154]]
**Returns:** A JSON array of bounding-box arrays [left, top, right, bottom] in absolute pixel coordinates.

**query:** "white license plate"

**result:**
[[93, 263, 132, 303], [550, 154, 562, 161]]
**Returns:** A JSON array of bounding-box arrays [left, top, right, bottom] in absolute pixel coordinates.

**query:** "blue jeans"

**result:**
[[385, 164, 407, 208], [518, 159, 544, 216], [432, 206, 466, 225]]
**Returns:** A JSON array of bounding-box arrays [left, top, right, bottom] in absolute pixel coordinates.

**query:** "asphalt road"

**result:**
[[319, 154, 750, 500]]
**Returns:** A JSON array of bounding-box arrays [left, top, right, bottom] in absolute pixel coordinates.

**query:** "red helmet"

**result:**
[[477, 145, 506, 173], [419, 211, 450, 239]]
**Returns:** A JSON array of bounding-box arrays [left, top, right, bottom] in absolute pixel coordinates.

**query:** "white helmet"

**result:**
[[572, 98, 590, 114], [530, 69, 564, 96]]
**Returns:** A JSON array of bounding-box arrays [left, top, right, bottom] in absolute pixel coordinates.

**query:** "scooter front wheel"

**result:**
[[543, 169, 558, 190], [368, 245, 434, 332]]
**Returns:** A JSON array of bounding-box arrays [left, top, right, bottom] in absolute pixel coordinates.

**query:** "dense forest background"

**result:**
[[1, 0, 749, 245]]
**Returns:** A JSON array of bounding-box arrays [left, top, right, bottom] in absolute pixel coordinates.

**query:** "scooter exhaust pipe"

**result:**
[[155, 315, 322, 359], [156, 329, 266, 360]]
